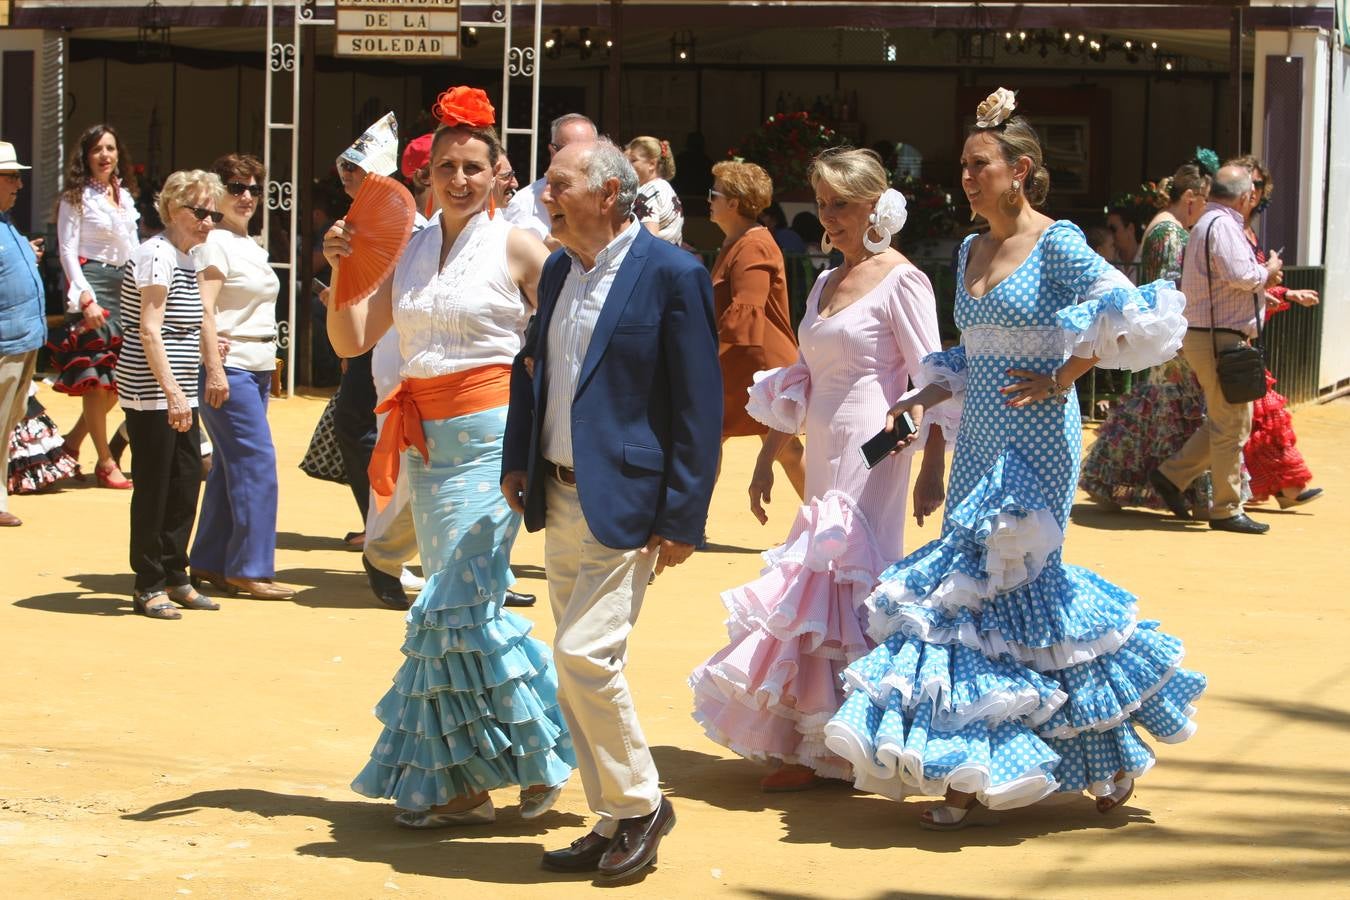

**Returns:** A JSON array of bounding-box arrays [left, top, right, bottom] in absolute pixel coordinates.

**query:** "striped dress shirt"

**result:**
[[541, 218, 642, 468], [1179, 203, 1269, 338]]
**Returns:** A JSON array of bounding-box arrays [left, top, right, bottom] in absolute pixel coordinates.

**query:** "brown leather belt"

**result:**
[[550, 462, 577, 485]]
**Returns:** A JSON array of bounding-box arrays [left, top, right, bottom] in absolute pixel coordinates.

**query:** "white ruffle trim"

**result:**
[[822, 722, 1060, 809], [858, 670, 1068, 734], [866, 506, 1063, 637], [746, 362, 810, 435], [692, 707, 852, 780], [1062, 271, 1188, 371], [1036, 662, 1191, 740], [887, 612, 1141, 672], [1088, 754, 1156, 798]]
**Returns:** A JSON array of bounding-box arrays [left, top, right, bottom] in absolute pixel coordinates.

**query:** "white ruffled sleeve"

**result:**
[[908, 344, 966, 443], [1055, 266, 1187, 371], [746, 360, 811, 436], [1042, 221, 1187, 371]]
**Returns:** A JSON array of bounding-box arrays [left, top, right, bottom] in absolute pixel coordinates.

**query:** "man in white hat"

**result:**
[[0, 141, 44, 527]]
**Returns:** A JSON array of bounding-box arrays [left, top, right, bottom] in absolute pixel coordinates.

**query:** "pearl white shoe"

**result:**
[[918, 801, 1001, 831], [394, 796, 495, 829], [400, 567, 426, 592], [518, 783, 565, 820]]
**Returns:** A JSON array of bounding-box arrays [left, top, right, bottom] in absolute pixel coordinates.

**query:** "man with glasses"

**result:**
[[0, 141, 44, 527], [503, 113, 596, 250]]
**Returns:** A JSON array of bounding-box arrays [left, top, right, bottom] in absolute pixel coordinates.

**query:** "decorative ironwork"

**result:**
[[299, 0, 318, 21], [137, 0, 172, 59], [269, 42, 296, 73], [267, 180, 294, 212], [508, 46, 536, 77], [276, 319, 291, 351], [490, 0, 506, 24]]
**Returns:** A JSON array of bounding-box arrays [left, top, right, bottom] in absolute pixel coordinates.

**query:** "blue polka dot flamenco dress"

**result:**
[[823, 221, 1206, 809]]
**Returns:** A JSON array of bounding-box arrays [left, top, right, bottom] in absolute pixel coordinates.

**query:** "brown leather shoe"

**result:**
[[224, 577, 296, 600], [192, 569, 232, 593], [597, 798, 675, 883], [0, 511, 21, 527], [540, 831, 612, 873]]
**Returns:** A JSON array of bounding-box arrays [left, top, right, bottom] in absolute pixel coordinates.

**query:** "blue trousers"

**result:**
[[190, 367, 279, 579]]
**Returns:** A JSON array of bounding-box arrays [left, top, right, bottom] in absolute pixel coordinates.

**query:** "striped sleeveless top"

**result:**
[[117, 234, 203, 410]]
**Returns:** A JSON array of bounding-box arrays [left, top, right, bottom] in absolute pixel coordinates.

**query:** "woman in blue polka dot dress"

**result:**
[[822, 88, 1206, 830]]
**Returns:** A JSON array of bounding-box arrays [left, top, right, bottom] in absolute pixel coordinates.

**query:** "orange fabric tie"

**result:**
[[368, 363, 512, 511]]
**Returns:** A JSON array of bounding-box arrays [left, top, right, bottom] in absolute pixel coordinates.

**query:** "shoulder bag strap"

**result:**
[[1205, 221, 1219, 357]]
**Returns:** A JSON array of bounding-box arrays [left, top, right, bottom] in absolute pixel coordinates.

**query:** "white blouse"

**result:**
[[191, 229, 280, 373], [57, 181, 141, 311], [634, 177, 683, 246], [392, 211, 530, 380]]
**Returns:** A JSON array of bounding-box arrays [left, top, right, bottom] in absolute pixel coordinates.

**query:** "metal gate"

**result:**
[[262, 0, 541, 393]]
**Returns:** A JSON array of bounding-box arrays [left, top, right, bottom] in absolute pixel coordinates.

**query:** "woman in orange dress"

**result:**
[[709, 160, 805, 496]]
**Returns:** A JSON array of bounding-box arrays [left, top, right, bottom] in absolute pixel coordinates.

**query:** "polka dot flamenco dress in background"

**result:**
[[823, 221, 1207, 809]]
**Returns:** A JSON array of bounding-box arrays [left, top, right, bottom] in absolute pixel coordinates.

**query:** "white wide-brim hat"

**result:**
[[0, 141, 31, 171]]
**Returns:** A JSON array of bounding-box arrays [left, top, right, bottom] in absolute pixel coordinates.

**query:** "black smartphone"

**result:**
[[859, 412, 917, 469]]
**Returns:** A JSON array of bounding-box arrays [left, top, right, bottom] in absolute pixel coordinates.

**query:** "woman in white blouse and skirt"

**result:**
[[53, 124, 141, 489], [326, 86, 574, 827], [189, 154, 292, 601]]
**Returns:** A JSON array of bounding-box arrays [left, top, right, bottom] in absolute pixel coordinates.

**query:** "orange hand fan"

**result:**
[[332, 173, 417, 309]]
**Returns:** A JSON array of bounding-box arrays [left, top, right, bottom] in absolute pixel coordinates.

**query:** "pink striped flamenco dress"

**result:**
[[690, 263, 951, 778]]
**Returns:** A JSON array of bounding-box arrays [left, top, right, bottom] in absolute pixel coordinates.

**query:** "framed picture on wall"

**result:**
[[957, 86, 1109, 205]]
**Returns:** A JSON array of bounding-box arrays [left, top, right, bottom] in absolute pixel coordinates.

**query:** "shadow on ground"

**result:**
[[12, 572, 136, 616], [124, 788, 591, 885]]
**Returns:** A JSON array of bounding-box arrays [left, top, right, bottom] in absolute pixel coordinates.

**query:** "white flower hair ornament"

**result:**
[[864, 188, 908, 254], [975, 87, 1017, 129]]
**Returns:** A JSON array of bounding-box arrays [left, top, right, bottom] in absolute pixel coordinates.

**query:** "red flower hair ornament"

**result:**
[[433, 86, 496, 128]]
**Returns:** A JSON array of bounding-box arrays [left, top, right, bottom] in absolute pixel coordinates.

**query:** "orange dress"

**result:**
[[712, 226, 799, 437]]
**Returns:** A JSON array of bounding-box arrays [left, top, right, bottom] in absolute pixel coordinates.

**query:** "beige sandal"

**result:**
[[919, 800, 1001, 831]]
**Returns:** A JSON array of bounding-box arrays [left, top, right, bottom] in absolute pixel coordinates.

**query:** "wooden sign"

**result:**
[[335, 0, 460, 59]]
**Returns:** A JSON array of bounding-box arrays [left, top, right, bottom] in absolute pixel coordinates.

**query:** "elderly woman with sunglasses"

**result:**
[[187, 154, 293, 601], [117, 170, 222, 619]]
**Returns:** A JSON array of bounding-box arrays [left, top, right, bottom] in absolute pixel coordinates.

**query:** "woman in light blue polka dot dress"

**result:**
[[822, 89, 1206, 830]]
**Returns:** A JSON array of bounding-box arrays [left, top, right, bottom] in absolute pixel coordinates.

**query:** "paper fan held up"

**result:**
[[331, 173, 417, 309]]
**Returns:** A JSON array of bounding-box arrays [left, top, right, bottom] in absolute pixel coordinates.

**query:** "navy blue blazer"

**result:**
[[502, 226, 722, 550]]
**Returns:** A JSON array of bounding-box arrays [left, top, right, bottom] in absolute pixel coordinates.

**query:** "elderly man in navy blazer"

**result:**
[[502, 138, 720, 884]]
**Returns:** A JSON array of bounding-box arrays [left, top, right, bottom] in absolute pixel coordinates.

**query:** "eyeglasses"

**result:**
[[707, 189, 726, 203], [497, 169, 516, 182], [338, 160, 361, 175], [226, 181, 263, 197], [1252, 180, 1266, 190], [185, 206, 224, 224]]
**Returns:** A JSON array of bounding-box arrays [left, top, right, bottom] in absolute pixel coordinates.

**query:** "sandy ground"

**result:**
[[2, 385, 1348, 900]]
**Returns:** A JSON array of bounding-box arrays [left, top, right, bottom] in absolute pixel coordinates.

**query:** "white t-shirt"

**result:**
[[634, 177, 683, 246], [191, 229, 280, 372], [502, 177, 550, 241], [392, 211, 530, 380]]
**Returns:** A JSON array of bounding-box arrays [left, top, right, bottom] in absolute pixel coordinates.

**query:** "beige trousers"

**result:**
[[544, 475, 661, 838], [0, 351, 38, 513], [1159, 329, 1254, 519], [363, 501, 418, 577]]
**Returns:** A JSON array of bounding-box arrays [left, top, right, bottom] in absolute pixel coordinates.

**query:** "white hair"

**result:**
[[550, 113, 597, 145], [579, 139, 638, 218]]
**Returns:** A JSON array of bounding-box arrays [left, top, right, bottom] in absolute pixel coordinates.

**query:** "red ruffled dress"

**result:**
[[1244, 246, 1313, 501]]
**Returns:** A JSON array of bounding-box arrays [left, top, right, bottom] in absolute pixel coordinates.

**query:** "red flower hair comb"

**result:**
[[433, 86, 496, 128]]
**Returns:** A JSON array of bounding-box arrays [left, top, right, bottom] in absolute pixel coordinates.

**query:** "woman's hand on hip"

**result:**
[[1000, 369, 1061, 407]]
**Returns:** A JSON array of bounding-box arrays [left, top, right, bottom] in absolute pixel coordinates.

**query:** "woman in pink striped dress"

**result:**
[[690, 148, 950, 791]]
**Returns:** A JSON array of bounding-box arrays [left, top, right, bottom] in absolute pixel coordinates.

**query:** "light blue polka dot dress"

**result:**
[[822, 221, 1205, 808]]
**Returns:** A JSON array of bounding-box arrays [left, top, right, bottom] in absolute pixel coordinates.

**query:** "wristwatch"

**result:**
[[1050, 374, 1073, 403]]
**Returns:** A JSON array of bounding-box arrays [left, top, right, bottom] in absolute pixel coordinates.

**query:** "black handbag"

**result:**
[[1204, 225, 1268, 404]]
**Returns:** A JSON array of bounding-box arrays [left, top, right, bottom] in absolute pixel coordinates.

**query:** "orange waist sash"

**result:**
[[368, 363, 512, 510]]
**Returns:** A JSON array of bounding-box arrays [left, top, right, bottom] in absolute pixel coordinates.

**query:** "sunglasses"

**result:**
[[707, 188, 726, 202], [226, 181, 263, 197], [338, 160, 361, 175], [185, 206, 224, 224]]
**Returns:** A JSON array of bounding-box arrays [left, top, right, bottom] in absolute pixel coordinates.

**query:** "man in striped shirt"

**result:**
[[1151, 164, 1283, 534]]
